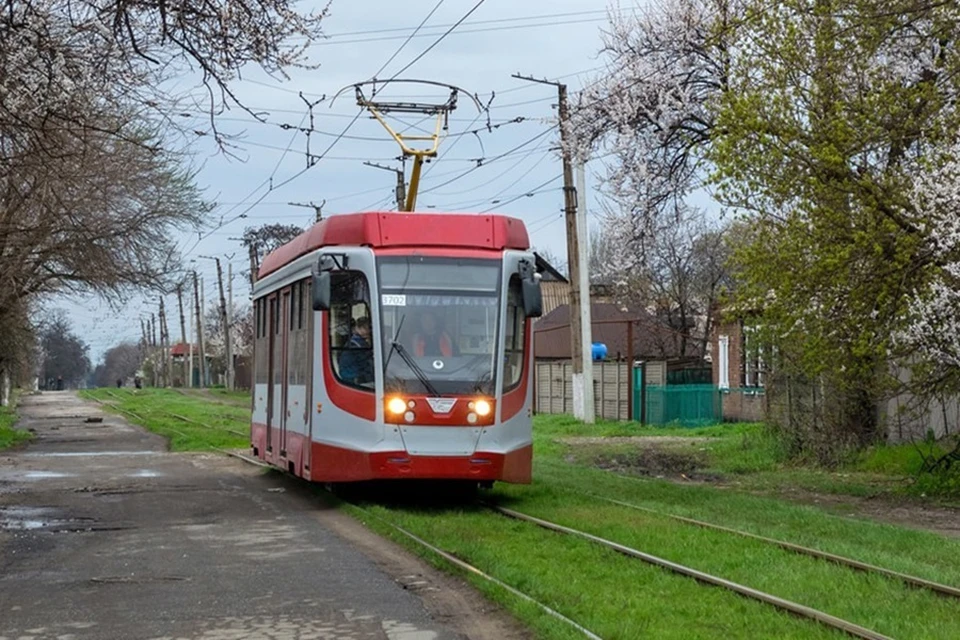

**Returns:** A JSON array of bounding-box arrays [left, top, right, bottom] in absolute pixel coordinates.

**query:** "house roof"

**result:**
[[534, 253, 568, 283], [171, 342, 198, 357], [533, 303, 703, 361]]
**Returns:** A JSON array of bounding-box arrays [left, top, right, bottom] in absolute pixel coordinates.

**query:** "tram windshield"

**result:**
[[377, 256, 502, 395]]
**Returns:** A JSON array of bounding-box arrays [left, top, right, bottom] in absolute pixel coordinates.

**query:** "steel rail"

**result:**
[[584, 492, 960, 600], [487, 504, 894, 640], [214, 450, 604, 640], [351, 507, 604, 640]]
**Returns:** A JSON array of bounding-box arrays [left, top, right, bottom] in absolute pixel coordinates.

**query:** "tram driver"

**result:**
[[411, 309, 458, 358], [338, 316, 374, 386]]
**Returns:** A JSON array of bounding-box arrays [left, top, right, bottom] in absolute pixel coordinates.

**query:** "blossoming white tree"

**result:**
[[568, 0, 740, 269]]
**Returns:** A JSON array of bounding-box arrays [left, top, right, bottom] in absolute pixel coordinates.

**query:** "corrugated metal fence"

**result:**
[[535, 361, 631, 420], [536, 360, 724, 426]]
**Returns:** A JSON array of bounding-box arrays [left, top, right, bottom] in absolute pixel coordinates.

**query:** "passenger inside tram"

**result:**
[[410, 309, 459, 358], [338, 316, 374, 385]]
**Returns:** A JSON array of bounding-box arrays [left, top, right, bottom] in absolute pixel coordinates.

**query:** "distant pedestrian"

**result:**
[[116, 378, 123, 388], [134, 376, 142, 390], [55, 376, 64, 391]]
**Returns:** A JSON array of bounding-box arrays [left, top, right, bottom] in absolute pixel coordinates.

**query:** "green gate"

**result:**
[[633, 366, 721, 426]]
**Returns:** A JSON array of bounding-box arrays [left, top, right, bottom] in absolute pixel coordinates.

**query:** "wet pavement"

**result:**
[[0, 392, 524, 640]]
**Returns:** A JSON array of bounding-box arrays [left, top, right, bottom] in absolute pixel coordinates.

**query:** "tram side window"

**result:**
[[329, 271, 374, 390], [287, 279, 310, 387], [254, 298, 269, 386], [503, 275, 526, 392]]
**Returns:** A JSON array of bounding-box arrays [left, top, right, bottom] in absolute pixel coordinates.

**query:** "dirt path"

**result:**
[[0, 392, 529, 640]]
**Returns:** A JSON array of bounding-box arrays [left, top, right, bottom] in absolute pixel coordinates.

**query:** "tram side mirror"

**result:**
[[312, 270, 331, 311], [518, 260, 543, 318]]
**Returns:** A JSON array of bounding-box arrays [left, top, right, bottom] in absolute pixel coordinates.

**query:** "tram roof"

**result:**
[[258, 211, 531, 279]]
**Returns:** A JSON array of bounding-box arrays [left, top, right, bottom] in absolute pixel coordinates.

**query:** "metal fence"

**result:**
[[640, 384, 723, 426]]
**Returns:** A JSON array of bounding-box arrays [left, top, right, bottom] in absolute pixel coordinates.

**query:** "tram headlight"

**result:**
[[387, 397, 407, 415], [474, 399, 492, 417]]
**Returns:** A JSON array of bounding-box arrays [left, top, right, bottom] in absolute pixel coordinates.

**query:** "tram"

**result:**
[[249, 211, 543, 485]]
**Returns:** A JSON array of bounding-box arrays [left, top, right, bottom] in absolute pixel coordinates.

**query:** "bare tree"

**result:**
[[93, 342, 142, 387], [39, 310, 91, 389]]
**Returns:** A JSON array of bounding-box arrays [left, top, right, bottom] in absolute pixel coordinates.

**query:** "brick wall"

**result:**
[[721, 390, 767, 422], [710, 319, 743, 390]]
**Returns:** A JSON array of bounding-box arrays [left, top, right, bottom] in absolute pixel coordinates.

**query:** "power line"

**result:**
[[478, 175, 563, 213], [308, 15, 609, 47], [371, 0, 446, 81], [418, 125, 558, 195], [311, 9, 618, 40], [389, 0, 487, 79]]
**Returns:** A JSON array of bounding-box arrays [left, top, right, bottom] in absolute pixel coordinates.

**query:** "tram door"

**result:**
[[279, 289, 291, 458], [265, 293, 278, 455]]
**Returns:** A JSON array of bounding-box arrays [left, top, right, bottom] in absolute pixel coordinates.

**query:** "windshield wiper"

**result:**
[[383, 314, 406, 375], [390, 340, 440, 397]]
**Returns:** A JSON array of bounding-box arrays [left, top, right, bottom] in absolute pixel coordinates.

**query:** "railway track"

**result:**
[[216, 445, 904, 640], [212, 447, 939, 640], [80, 398, 956, 639], [573, 491, 960, 600]]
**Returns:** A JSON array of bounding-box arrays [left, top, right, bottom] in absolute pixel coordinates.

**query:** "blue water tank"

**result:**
[[591, 342, 607, 361]]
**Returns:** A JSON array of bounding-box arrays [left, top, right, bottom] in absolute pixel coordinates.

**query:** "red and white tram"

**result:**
[[249, 211, 543, 485]]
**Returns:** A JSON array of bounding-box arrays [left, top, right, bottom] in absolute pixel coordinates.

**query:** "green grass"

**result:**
[[0, 390, 30, 450], [76, 391, 960, 639], [80, 387, 248, 451], [538, 414, 960, 501]]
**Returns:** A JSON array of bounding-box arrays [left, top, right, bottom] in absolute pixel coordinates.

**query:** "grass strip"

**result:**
[[0, 390, 29, 450], [80, 388, 248, 451]]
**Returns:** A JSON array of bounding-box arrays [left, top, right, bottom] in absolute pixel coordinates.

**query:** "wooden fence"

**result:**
[[535, 360, 632, 421]]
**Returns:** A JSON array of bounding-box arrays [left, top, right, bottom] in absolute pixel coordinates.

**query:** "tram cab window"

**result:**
[[329, 271, 375, 390], [503, 275, 526, 391]]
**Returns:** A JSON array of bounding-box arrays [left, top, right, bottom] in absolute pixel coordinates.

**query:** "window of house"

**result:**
[[503, 275, 526, 392], [718, 335, 730, 389], [328, 271, 374, 390]]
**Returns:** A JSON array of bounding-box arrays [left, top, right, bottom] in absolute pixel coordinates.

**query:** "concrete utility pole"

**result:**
[[177, 283, 188, 388], [364, 161, 407, 210], [512, 72, 589, 421], [227, 261, 235, 391], [289, 200, 325, 223], [193, 272, 207, 389], [213, 257, 233, 391], [576, 161, 595, 423]]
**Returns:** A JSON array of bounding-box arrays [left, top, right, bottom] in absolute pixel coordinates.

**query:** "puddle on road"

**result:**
[[0, 506, 93, 531], [21, 471, 74, 479], [130, 470, 163, 478], [23, 451, 160, 458]]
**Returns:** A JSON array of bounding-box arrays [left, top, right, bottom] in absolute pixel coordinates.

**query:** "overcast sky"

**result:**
[[61, 0, 633, 361]]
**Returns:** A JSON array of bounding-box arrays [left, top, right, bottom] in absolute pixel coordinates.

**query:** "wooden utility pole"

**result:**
[[177, 283, 188, 387], [214, 257, 233, 390], [364, 161, 406, 210], [248, 242, 259, 290], [193, 272, 207, 389], [159, 298, 171, 387], [512, 72, 590, 421]]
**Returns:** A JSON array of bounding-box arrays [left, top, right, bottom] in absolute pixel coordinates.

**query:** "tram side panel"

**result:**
[[474, 250, 536, 483], [251, 297, 270, 460]]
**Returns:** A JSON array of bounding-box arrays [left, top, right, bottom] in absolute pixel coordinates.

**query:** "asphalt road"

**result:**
[[0, 392, 527, 640]]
